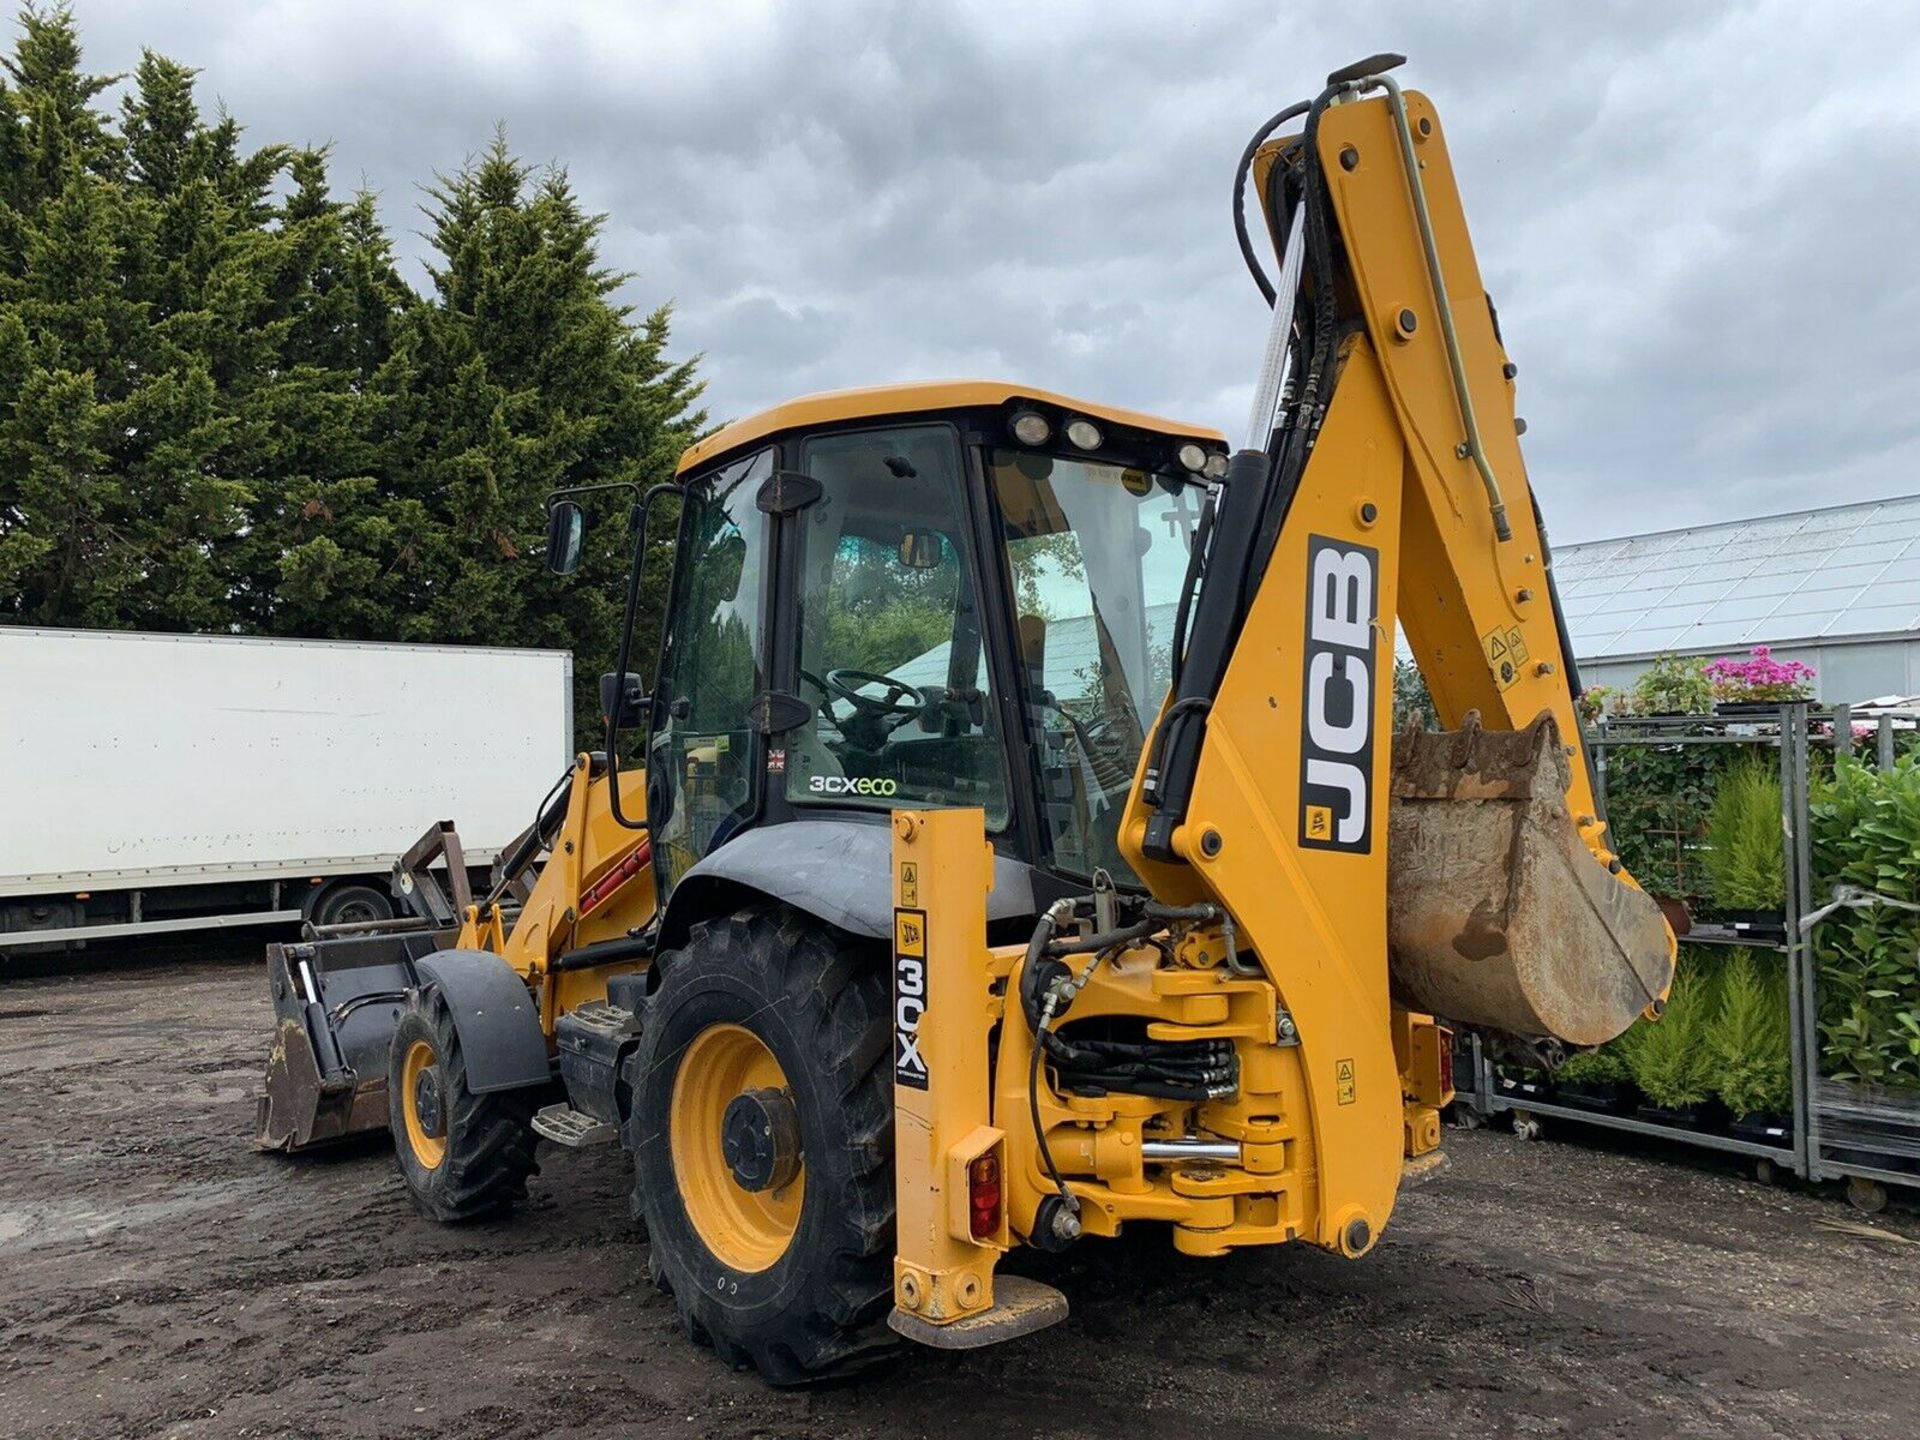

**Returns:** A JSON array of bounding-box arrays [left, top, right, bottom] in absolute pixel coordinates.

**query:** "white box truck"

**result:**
[[0, 628, 572, 951]]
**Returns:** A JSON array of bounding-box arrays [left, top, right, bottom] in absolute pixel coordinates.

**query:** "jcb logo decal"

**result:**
[[1299, 536, 1378, 853], [893, 908, 929, 1089]]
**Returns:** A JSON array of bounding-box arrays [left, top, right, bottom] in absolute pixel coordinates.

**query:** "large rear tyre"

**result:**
[[628, 906, 896, 1385], [387, 990, 540, 1222]]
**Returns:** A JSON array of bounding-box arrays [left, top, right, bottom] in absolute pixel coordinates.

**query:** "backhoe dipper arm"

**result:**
[[1313, 80, 1595, 815], [1118, 68, 1674, 1249]]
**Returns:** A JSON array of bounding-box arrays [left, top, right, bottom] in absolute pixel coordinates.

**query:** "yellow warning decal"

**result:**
[[899, 860, 919, 908], [1482, 625, 1529, 691], [895, 908, 925, 958], [1335, 1058, 1357, 1105]]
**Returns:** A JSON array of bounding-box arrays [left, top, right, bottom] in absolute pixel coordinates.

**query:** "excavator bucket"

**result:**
[[254, 926, 456, 1152], [1386, 713, 1674, 1048]]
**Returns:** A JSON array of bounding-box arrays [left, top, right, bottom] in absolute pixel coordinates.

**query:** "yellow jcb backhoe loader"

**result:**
[[257, 54, 1674, 1384]]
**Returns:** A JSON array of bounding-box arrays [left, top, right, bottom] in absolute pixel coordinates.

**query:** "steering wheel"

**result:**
[[825, 667, 927, 721]]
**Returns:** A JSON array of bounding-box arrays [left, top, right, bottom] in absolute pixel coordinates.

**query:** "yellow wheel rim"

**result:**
[[670, 1023, 804, 1273], [400, 1038, 447, 1171]]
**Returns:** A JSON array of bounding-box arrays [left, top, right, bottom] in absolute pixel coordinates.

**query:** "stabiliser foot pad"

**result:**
[[1398, 1149, 1451, 1190], [887, 1274, 1069, 1350]]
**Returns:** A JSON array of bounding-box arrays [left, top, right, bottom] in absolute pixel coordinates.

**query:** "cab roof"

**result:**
[[675, 380, 1227, 476]]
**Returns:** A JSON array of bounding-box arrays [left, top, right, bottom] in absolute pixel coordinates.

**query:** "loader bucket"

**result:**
[[255, 927, 457, 1152], [1386, 712, 1674, 1048]]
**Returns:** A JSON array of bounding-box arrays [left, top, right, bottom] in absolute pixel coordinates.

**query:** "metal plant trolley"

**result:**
[[1451, 702, 1920, 1211]]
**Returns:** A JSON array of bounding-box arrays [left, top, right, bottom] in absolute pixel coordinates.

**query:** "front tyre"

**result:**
[[387, 989, 540, 1222], [629, 907, 896, 1385]]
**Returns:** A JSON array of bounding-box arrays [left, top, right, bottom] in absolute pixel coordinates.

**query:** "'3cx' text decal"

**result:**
[[809, 775, 899, 797], [892, 909, 929, 1089], [1299, 536, 1378, 853]]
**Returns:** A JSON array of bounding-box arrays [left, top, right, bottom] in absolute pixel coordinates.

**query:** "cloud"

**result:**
[[47, 0, 1920, 540]]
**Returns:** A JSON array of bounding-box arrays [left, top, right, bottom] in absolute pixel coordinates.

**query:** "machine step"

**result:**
[[532, 1103, 617, 1148]]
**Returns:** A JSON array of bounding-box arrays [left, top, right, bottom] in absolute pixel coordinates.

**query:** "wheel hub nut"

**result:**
[[412, 1064, 445, 1138], [721, 1086, 801, 1192]]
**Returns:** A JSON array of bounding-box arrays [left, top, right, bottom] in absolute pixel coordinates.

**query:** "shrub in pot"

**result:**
[[1702, 760, 1785, 934], [1606, 730, 1728, 906], [1629, 653, 1714, 717], [1632, 953, 1719, 1124], [1554, 1040, 1636, 1112], [1704, 948, 1792, 1127], [1704, 645, 1815, 709]]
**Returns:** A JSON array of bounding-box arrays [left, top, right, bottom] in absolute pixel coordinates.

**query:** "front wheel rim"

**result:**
[[400, 1038, 447, 1170], [670, 1023, 804, 1272]]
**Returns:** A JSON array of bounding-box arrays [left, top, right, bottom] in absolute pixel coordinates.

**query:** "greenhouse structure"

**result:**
[[1556, 493, 1920, 704]]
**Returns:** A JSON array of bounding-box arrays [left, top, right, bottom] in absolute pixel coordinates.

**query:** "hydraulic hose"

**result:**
[[1167, 488, 1218, 689], [1232, 101, 1311, 306]]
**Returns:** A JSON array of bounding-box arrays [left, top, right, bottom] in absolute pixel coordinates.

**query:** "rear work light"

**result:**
[[967, 1151, 1002, 1240]]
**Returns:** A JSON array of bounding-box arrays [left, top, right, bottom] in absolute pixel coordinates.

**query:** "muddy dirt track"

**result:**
[[2, 953, 1917, 1440]]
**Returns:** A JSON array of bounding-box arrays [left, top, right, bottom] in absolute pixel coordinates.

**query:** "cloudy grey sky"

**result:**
[[46, 1, 1920, 542]]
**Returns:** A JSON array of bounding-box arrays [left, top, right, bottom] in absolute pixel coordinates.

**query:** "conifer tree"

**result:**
[[392, 133, 704, 730], [0, 6, 706, 740]]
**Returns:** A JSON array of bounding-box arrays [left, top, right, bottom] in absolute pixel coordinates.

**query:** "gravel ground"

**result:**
[[2, 950, 1917, 1440]]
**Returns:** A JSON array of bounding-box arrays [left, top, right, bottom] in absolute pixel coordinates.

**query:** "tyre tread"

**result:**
[[630, 904, 897, 1385], [389, 990, 540, 1224]]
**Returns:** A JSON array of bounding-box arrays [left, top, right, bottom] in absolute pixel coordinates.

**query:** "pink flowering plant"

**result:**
[[1704, 645, 1816, 704]]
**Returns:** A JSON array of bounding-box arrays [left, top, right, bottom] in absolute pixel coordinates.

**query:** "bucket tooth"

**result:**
[[1387, 711, 1674, 1047]]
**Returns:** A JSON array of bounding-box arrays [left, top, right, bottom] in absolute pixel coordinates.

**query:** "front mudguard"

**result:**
[[412, 949, 551, 1094]]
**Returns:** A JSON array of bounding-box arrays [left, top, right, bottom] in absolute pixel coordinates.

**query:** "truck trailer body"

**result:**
[[0, 628, 571, 951]]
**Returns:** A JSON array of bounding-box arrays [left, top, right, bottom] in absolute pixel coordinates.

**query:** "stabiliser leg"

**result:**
[[886, 808, 1068, 1349]]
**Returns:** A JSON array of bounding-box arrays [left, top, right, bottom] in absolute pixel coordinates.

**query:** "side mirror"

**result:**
[[545, 500, 585, 576], [899, 528, 943, 570], [599, 670, 650, 729]]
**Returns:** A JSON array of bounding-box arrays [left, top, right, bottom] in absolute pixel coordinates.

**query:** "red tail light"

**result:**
[[1438, 1027, 1455, 1097], [967, 1151, 1002, 1240]]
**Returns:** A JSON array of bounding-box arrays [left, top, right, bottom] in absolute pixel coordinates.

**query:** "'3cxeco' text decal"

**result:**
[[1299, 535, 1379, 853]]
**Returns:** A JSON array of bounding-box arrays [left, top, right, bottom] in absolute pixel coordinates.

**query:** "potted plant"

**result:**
[[1576, 684, 1618, 729], [1705, 645, 1815, 715], [1701, 760, 1787, 940], [1552, 1033, 1640, 1114], [1706, 950, 1794, 1145], [1494, 1062, 1551, 1103], [1629, 653, 1715, 718], [1632, 954, 1720, 1128]]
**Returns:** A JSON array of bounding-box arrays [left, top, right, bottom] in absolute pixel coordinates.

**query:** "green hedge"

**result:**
[[1602, 731, 1730, 902], [1810, 756, 1920, 1088], [1587, 734, 1920, 1101]]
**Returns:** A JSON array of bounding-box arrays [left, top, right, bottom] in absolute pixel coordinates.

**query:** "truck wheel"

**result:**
[[627, 906, 896, 1385], [312, 882, 393, 928], [387, 990, 540, 1222]]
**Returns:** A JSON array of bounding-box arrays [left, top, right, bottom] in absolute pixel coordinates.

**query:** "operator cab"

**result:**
[[633, 382, 1226, 902]]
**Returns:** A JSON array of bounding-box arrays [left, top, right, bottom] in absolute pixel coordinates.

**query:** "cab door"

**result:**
[[647, 447, 775, 895]]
